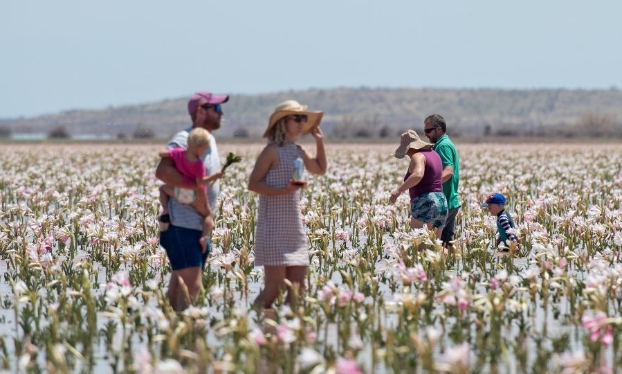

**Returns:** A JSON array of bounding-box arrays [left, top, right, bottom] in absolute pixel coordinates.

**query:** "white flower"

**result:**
[[552, 351, 587, 374], [154, 359, 185, 374], [134, 348, 153, 374], [210, 286, 224, 299], [426, 326, 441, 344], [18, 354, 30, 370], [436, 342, 470, 372], [14, 281, 29, 296], [145, 280, 159, 291], [182, 306, 208, 319], [276, 324, 296, 344], [298, 348, 325, 370], [495, 269, 508, 282]]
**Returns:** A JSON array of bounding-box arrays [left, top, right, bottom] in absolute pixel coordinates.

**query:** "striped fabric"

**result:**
[[254, 142, 309, 266], [497, 209, 518, 243]]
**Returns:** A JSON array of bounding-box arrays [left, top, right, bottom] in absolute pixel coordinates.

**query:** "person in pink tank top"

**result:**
[[389, 130, 448, 240]]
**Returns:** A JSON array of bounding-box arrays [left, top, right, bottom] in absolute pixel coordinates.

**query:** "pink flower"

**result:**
[[307, 330, 317, 343], [335, 357, 362, 374], [490, 278, 500, 290], [276, 325, 296, 344], [602, 325, 613, 346], [398, 263, 427, 283], [338, 289, 353, 307], [318, 283, 338, 303], [248, 328, 267, 346], [112, 271, 131, 287], [581, 311, 606, 332], [38, 244, 52, 254], [413, 264, 427, 282], [334, 229, 349, 241], [37, 234, 53, 253], [458, 298, 469, 311], [582, 311, 612, 346], [559, 258, 567, 268], [55, 230, 70, 243], [352, 292, 365, 304]]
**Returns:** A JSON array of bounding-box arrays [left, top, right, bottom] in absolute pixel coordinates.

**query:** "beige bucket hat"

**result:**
[[392, 130, 433, 159], [264, 100, 323, 138]]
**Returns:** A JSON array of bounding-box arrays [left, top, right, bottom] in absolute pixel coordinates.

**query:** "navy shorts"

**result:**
[[159, 224, 210, 270], [410, 191, 448, 228]]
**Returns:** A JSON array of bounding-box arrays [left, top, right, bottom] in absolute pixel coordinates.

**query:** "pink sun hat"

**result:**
[[187, 91, 229, 115]]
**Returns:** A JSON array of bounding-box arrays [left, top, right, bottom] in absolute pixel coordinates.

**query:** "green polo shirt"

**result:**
[[433, 134, 461, 209]]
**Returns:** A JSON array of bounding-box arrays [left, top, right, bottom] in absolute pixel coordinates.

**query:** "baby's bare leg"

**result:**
[[191, 191, 210, 253], [190, 191, 209, 217], [158, 185, 176, 231], [159, 185, 176, 214]]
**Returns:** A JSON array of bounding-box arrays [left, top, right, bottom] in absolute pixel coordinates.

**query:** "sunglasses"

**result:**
[[424, 127, 437, 134], [291, 114, 308, 123], [200, 103, 223, 114]]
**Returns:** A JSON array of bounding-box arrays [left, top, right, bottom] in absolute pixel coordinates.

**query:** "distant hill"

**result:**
[[2, 87, 621, 139]]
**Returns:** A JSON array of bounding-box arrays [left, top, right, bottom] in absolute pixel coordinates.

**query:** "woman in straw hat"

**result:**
[[248, 100, 327, 312], [389, 130, 448, 239]]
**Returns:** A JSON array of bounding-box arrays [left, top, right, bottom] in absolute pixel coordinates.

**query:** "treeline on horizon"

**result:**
[[1, 87, 621, 141]]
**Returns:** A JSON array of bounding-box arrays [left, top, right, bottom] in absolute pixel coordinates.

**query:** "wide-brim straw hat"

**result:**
[[264, 100, 323, 138], [392, 130, 433, 159]]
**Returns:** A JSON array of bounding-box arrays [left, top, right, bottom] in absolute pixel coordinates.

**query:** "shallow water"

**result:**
[[2, 143, 622, 373]]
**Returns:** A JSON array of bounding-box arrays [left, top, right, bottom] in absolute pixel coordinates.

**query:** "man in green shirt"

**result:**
[[423, 114, 460, 249]]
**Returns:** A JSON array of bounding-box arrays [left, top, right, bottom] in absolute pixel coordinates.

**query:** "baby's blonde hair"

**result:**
[[187, 127, 212, 148]]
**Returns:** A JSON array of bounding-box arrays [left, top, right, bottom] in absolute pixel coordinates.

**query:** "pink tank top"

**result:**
[[403, 150, 443, 200]]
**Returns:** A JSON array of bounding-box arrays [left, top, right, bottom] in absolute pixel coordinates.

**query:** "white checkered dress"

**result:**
[[254, 142, 309, 266]]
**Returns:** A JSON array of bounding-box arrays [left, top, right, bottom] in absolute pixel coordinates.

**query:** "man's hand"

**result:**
[[195, 192, 214, 233]]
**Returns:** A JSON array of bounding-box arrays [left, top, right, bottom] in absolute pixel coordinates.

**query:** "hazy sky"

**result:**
[[2, 0, 621, 119]]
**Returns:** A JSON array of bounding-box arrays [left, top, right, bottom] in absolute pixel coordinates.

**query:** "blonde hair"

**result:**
[[267, 117, 288, 146], [187, 127, 212, 148]]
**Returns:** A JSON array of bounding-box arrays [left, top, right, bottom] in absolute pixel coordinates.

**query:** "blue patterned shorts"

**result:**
[[410, 192, 448, 228]]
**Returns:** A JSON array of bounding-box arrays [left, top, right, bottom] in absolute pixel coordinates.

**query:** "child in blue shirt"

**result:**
[[481, 193, 519, 252]]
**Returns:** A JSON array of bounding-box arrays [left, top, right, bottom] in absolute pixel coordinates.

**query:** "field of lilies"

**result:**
[[1, 142, 622, 373]]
